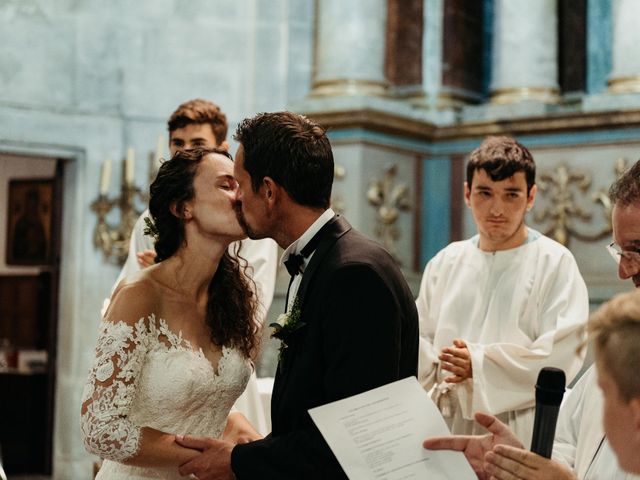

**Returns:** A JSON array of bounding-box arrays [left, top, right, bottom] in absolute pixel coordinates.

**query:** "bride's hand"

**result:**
[[222, 412, 262, 444]]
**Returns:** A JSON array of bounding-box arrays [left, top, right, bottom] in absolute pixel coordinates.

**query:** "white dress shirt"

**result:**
[[280, 208, 335, 311]]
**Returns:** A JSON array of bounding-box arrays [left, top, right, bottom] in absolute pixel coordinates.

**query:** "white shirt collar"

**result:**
[[280, 208, 335, 267]]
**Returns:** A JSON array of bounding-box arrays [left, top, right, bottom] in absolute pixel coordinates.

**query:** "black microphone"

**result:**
[[530, 367, 566, 458]]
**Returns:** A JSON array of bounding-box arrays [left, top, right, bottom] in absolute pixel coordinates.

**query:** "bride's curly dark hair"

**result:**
[[148, 147, 259, 359]]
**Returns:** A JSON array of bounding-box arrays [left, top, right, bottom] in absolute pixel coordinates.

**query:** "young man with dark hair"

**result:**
[[167, 98, 229, 151], [416, 136, 589, 446], [176, 111, 419, 479], [424, 159, 640, 480]]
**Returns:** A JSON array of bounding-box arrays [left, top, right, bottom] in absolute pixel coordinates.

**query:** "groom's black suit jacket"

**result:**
[[232, 216, 419, 479]]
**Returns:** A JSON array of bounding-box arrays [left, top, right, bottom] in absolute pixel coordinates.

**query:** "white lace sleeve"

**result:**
[[80, 317, 150, 462]]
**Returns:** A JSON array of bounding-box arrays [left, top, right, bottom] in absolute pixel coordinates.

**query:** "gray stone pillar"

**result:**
[[311, 0, 388, 96], [490, 0, 559, 104], [608, 0, 640, 93]]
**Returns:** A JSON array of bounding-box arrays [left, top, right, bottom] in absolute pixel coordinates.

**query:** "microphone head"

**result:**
[[535, 367, 566, 406]]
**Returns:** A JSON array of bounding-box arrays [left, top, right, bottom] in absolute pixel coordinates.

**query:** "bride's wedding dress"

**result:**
[[80, 314, 251, 480]]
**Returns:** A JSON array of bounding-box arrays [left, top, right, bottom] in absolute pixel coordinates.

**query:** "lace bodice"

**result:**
[[80, 314, 251, 474]]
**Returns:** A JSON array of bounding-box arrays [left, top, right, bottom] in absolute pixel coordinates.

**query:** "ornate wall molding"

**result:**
[[307, 108, 640, 144], [534, 159, 628, 246], [367, 164, 412, 264]]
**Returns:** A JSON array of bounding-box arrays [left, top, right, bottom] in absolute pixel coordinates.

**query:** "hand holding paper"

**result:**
[[309, 377, 476, 480]]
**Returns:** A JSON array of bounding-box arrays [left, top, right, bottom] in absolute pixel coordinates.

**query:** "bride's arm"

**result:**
[[122, 428, 201, 467], [222, 412, 262, 445], [80, 281, 201, 467]]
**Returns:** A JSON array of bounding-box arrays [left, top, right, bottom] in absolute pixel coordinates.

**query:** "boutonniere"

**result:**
[[270, 296, 305, 371]]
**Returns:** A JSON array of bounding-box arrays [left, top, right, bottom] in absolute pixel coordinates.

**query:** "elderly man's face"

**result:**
[[611, 203, 640, 288]]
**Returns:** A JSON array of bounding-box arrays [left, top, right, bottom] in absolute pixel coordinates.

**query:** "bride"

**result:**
[[81, 148, 261, 479]]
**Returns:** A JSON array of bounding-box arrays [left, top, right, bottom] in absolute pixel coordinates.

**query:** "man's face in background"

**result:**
[[611, 203, 640, 288], [169, 123, 219, 156]]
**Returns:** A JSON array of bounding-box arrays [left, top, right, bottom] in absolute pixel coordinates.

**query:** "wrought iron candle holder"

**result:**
[[91, 183, 147, 265], [91, 138, 164, 265]]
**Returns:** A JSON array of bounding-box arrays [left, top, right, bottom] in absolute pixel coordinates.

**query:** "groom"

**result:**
[[177, 111, 419, 479]]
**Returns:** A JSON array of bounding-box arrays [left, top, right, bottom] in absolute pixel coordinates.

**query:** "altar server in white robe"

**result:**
[[424, 159, 640, 479], [416, 136, 589, 445]]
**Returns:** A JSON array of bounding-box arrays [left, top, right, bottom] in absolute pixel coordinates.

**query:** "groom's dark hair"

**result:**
[[234, 111, 334, 209]]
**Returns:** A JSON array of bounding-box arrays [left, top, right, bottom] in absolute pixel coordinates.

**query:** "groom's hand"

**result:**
[[176, 435, 235, 480]]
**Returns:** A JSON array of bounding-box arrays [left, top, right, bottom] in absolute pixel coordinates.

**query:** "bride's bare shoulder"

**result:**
[[104, 272, 161, 325]]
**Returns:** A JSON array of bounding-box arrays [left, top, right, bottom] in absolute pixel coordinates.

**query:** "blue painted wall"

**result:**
[[587, 0, 613, 93], [421, 157, 451, 267], [482, 0, 494, 99]]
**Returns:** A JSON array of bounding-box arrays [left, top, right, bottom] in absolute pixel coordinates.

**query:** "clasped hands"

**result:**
[[176, 435, 234, 480], [440, 338, 473, 383], [176, 412, 262, 480]]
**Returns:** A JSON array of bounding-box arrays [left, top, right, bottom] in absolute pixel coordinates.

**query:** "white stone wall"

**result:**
[[330, 143, 416, 268], [0, 1, 313, 478]]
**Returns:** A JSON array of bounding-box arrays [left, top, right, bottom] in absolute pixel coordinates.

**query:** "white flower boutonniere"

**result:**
[[269, 296, 305, 371]]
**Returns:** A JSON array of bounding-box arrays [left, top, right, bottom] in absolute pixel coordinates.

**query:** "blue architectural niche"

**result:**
[[587, 0, 612, 94], [421, 156, 451, 268], [482, 0, 494, 99]]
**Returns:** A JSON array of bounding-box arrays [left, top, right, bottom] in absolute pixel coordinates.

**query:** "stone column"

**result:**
[[440, 0, 485, 105], [386, 0, 423, 97], [311, 0, 388, 96], [490, 0, 559, 104], [421, 0, 485, 107], [421, 0, 444, 107], [608, 0, 640, 93]]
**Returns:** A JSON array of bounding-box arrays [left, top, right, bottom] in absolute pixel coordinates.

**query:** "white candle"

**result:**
[[99, 158, 112, 195], [125, 147, 135, 185], [154, 134, 164, 170]]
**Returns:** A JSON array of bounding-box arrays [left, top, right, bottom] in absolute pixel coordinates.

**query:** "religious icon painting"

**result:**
[[6, 179, 54, 266]]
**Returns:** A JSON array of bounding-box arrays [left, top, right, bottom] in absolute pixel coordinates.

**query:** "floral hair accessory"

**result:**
[[143, 216, 159, 242]]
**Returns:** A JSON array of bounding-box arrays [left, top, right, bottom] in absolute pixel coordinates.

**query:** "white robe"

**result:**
[[416, 231, 589, 445], [109, 209, 279, 436], [554, 366, 640, 479]]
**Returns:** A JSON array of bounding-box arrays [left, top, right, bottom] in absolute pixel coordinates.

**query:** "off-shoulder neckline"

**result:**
[[99, 314, 241, 378]]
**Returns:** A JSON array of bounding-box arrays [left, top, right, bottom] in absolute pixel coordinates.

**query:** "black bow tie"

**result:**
[[282, 215, 337, 313], [283, 218, 334, 278], [284, 253, 305, 277]]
